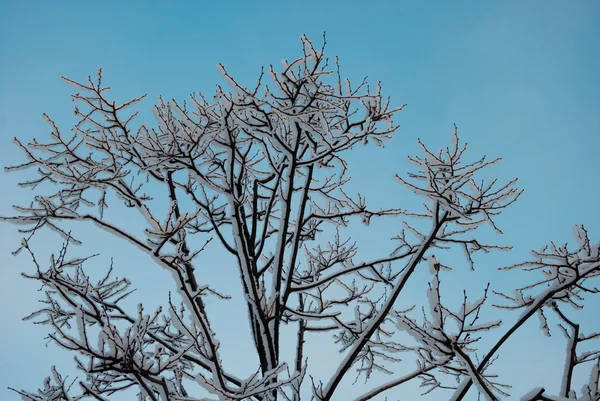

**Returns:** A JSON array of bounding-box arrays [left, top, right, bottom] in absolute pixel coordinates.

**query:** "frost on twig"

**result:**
[[395, 125, 522, 269], [318, 128, 522, 401], [393, 265, 505, 400], [8, 365, 79, 401], [450, 225, 600, 401], [3, 34, 407, 401], [2, 33, 597, 401]]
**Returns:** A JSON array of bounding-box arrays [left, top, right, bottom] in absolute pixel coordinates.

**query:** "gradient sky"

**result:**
[[1, 1, 599, 400]]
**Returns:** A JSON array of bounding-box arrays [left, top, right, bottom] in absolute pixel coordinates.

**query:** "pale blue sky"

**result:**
[[1, 1, 599, 400]]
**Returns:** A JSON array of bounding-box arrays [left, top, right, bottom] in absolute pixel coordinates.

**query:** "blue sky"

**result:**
[[1, 1, 599, 400]]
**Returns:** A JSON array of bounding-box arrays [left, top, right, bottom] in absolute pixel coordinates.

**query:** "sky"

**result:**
[[1, 1, 599, 400]]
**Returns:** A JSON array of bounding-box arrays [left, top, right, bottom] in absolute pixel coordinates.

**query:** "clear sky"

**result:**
[[1, 1, 599, 400]]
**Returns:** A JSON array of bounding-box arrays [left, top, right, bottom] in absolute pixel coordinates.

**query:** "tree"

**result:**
[[2, 35, 599, 401]]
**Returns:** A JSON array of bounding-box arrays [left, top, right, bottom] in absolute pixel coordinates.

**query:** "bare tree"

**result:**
[[2, 35, 599, 401]]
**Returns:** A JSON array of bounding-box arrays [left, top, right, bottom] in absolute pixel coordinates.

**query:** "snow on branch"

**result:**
[[2, 34, 597, 401], [451, 225, 600, 401]]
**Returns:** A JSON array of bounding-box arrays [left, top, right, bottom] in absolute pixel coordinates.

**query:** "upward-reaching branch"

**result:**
[[2, 34, 597, 401]]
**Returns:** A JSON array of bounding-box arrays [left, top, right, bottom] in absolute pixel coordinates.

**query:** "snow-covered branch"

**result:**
[[2, 34, 597, 401]]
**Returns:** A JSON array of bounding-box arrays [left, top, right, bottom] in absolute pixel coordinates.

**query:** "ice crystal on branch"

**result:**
[[2, 35, 598, 401]]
